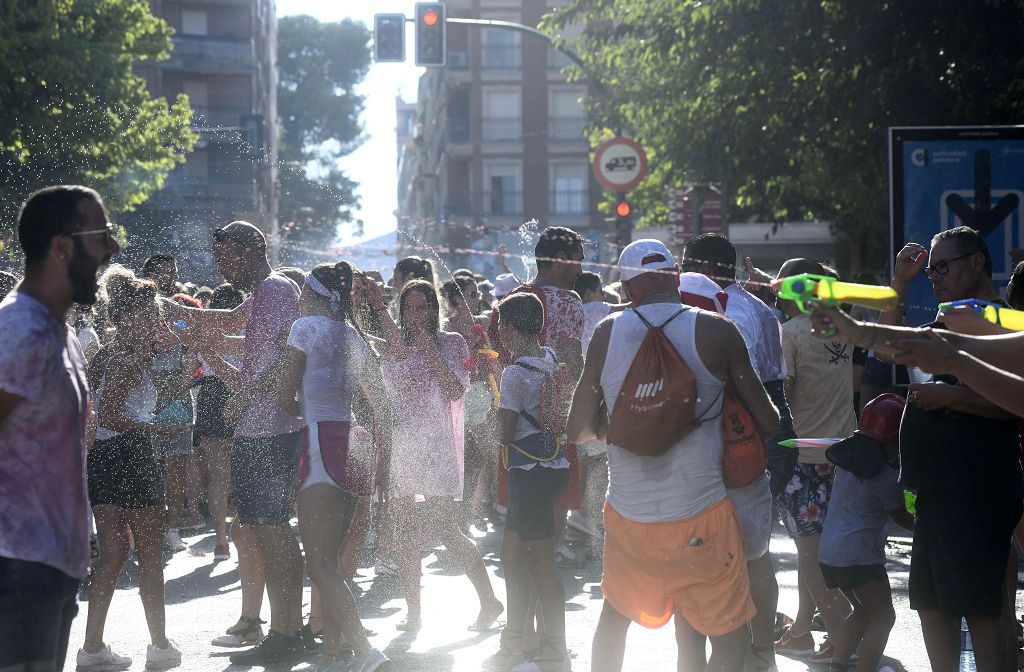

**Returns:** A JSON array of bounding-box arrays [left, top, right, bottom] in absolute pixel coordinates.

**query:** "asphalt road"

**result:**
[[61, 517, 1000, 671]]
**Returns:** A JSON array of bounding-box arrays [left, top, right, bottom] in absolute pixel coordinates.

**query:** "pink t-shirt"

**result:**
[[236, 273, 305, 438], [0, 292, 91, 578]]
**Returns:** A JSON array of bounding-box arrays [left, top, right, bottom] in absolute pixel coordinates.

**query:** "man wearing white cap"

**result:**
[[568, 239, 779, 672]]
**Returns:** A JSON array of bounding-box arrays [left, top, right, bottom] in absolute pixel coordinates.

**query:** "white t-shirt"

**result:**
[[499, 348, 570, 470], [724, 283, 787, 383], [287, 316, 370, 425], [582, 301, 612, 355]]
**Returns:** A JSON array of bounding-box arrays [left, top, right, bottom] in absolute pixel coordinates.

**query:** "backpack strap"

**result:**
[[509, 349, 558, 431], [633, 306, 688, 331]]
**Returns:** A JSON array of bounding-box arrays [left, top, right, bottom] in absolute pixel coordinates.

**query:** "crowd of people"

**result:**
[[2, 184, 1024, 672]]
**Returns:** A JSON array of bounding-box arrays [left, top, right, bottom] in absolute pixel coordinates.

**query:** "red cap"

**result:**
[[856, 393, 906, 443]]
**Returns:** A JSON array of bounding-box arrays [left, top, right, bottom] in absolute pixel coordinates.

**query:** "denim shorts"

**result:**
[[231, 432, 302, 525], [0, 556, 79, 671], [506, 466, 569, 541]]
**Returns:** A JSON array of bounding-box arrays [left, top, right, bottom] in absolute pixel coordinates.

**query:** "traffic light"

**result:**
[[374, 14, 406, 62], [415, 2, 446, 67], [615, 200, 632, 218]]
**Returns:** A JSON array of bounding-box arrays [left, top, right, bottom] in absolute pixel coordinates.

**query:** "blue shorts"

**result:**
[[0, 556, 79, 671], [506, 466, 569, 542], [231, 432, 301, 525]]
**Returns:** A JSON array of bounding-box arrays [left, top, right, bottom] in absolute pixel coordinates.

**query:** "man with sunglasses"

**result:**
[[0, 185, 119, 672], [883, 226, 1021, 671]]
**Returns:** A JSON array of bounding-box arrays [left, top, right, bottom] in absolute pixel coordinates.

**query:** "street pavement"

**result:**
[[63, 517, 998, 671]]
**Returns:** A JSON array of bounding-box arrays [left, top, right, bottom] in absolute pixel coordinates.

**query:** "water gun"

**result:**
[[904, 490, 917, 515], [772, 274, 899, 314], [779, 438, 842, 450], [937, 299, 1024, 332], [479, 348, 501, 404]]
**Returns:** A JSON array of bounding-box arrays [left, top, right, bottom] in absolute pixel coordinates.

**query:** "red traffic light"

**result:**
[[422, 10, 439, 26], [615, 201, 632, 218]]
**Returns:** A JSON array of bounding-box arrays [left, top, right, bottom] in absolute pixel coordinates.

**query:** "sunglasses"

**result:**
[[923, 253, 975, 281], [69, 222, 117, 248]]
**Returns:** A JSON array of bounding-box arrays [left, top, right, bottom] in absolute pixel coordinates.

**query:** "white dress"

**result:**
[[382, 331, 470, 500]]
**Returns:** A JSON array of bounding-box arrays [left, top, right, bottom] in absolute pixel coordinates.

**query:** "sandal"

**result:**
[[211, 616, 264, 647]]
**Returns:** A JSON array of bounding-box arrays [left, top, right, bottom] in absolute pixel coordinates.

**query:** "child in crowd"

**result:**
[[486, 293, 570, 672], [818, 393, 914, 672]]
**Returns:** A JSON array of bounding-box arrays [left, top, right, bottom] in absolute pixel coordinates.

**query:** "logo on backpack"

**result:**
[[633, 379, 664, 400]]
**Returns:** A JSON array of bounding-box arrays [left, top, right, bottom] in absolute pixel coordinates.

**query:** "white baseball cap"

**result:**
[[618, 239, 676, 282], [678, 272, 729, 314], [492, 272, 519, 298]]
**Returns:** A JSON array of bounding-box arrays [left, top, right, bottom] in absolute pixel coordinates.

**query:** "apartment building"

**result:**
[[397, 0, 598, 278], [133, 0, 278, 281]]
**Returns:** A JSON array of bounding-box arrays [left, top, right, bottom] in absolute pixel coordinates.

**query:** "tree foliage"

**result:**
[[0, 0, 196, 249], [544, 0, 1024, 272], [277, 15, 371, 250]]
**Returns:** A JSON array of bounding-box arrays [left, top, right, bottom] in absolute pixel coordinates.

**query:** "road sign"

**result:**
[[890, 125, 1024, 326], [668, 186, 722, 244], [593, 137, 648, 193]]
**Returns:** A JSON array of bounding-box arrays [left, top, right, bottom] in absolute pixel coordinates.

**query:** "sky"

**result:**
[[276, 0, 423, 243]]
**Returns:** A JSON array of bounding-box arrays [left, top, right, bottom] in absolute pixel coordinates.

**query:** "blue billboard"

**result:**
[[889, 126, 1024, 326]]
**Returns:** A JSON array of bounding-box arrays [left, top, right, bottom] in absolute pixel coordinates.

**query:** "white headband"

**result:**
[[304, 272, 342, 315]]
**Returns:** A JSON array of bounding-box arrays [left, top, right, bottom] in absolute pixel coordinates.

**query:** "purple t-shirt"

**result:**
[[236, 273, 305, 438], [0, 292, 90, 578]]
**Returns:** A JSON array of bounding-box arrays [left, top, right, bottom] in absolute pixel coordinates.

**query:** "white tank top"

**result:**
[[95, 370, 157, 441], [600, 304, 726, 523]]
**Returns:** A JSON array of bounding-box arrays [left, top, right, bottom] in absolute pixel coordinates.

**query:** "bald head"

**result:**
[[215, 220, 267, 253]]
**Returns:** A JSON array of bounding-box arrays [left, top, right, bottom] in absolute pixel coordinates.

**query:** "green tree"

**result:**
[[544, 0, 1024, 273], [0, 0, 196, 252], [277, 15, 371, 251]]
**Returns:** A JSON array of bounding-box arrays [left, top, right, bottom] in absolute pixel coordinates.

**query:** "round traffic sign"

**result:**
[[593, 137, 648, 193]]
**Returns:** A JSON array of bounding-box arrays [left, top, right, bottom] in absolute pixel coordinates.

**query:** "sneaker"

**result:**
[[510, 644, 569, 672], [76, 643, 132, 671], [145, 640, 182, 670], [350, 647, 390, 672], [774, 627, 814, 657], [553, 544, 585, 568], [164, 529, 186, 552], [483, 644, 525, 671], [228, 629, 306, 666], [807, 638, 834, 664], [300, 622, 323, 652], [213, 543, 231, 561], [374, 558, 399, 577], [211, 617, 264, 647]]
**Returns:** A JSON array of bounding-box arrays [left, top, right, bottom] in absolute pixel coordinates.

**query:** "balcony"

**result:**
[[550, 190, 589, 216], [163, 36, 254, 73], [485, 190, 523, 216], [189, 104, 247, 129], [148, 174, 255, 211], [483, 44, 520, 70], [549, 116, 587, 141], [448, 117, 471, 143], [482, 118, 521, 142]]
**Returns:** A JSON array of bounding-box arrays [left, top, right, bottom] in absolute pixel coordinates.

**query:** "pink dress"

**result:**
[[382, 331, 470, 500]]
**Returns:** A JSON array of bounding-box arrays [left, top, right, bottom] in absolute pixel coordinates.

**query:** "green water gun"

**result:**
[[937, 299, 1024, 332], [772, 274, 900, 315]]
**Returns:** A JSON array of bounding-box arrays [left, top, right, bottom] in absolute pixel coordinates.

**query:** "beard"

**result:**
[[69, 239, 102, 305]]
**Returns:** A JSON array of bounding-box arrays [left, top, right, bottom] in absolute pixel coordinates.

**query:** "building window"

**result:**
[[181, 9, 209, 36], [485, 164, 522, 216], [549, 88, 586, 141], [482, 89, 521, 142], [550, 164, 588, 215], [483, 28, 520, 69]]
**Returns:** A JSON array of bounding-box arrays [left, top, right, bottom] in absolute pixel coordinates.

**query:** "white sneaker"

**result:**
[[76, 644, 132, 671], [146, 639, 182, 669], [351, 647, 390, 672], [164, 529, 186, 552]]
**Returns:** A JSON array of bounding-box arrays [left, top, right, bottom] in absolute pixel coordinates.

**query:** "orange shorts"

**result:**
[[602, 497, 755, 635]]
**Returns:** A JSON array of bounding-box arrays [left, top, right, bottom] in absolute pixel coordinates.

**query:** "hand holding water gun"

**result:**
[[772, 273, 899, 314], [937, 299, 1024, 333]]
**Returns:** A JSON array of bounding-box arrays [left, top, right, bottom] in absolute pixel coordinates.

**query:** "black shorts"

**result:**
[[0, 556, 79, 672], [910, 494, 1023, 617], [506, 466, 570, 542], [820, 563, 888, 592], [231, 432, 301, 525], [195, 378, 235, 439], [88, 433, 165, 509]]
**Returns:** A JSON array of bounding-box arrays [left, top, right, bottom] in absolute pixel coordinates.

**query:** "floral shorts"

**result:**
[[776, 462, 834, 538]]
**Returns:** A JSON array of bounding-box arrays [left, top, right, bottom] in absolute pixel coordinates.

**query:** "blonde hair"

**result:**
[[100, 264, 157, 326]]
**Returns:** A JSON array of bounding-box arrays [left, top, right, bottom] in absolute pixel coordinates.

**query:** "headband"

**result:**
[[304, 272, 342, 315]]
